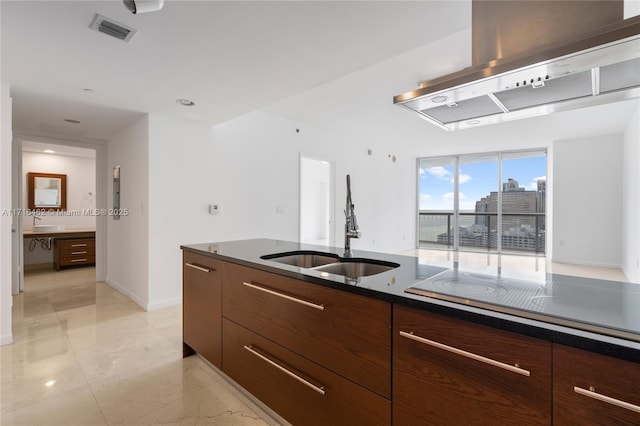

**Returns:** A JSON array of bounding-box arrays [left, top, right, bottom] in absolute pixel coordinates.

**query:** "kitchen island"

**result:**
[[181, 238, 640, 425]]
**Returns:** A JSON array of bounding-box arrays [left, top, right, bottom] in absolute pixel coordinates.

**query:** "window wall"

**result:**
[[418, 150, 547, 254]]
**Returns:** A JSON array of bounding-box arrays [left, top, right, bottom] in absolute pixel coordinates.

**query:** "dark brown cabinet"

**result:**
[[553, 344, 640, 425], [223, 319, 391, 426], [393, 304, 552, 425], [182, 251, 222, 368], [54, 237, 95, 270], [182, 246, 640, 426], [222, 262, 392, 398]]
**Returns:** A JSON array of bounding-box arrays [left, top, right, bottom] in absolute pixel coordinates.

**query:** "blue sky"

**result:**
[[419, 155, 546, 211]]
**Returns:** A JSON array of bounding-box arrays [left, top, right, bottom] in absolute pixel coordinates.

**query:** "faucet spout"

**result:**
[[344, 174, 360, 257]]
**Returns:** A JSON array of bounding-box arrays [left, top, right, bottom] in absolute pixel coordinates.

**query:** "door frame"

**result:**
[[12, 133, 107, 294]]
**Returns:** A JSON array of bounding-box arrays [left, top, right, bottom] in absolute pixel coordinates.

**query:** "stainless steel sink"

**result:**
[[260, 251, 340, 268], [261, 251, 399, 278], [313, 259, 399, 278]]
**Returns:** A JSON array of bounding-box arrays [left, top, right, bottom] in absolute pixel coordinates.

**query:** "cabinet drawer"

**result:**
[[56, 238, 95, 250], [183, 251, 222, 368], [222, 262, 391, 398], [59, 247, 95, 257], [393, 304, 551, 425], [222, 319, 391, 426], [59, 254, 95, 266], [554, 344, 640, 425]]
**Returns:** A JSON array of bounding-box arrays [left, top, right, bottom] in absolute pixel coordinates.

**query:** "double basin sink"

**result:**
[[260, 250, 399, 279]]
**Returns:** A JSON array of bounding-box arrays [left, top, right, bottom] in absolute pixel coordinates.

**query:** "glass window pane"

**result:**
[[501, 152, 547, 253], [459, 154, 499, 251], [418, 157, 455, 248], [417, 150, 547, 255]]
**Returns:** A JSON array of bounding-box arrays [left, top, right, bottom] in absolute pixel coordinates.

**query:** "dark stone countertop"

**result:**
[[181, 238, 640, 363]]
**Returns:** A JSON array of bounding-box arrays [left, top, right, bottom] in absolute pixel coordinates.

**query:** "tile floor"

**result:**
[[1, 268, 281, 426]]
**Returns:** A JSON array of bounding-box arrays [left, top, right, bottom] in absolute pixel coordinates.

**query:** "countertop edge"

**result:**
[[181, 243, 640, 363]]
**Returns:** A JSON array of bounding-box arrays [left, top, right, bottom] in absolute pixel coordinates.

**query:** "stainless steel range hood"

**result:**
[[394, 5, 640, 131]]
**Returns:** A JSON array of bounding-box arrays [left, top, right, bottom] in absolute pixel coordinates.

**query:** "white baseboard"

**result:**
[[146, 297, 181, 311], [105, 277, 181, 312], [105, 277, 148, 311], [551, 258, 621, 269]]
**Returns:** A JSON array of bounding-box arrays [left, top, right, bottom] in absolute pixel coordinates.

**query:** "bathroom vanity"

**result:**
[[24, 229, 95, 270], [182, 239, 640, 425]]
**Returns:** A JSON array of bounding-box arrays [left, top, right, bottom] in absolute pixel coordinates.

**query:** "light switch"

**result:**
[[209, 204, 220, 215]]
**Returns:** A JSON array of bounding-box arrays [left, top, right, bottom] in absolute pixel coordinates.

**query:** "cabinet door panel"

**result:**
[[223, 319, 391, 426], [183, 252, 222, 368], [554, 344, 640, 425], [223, 262, 391, 398], [393, 304, 551, 425]]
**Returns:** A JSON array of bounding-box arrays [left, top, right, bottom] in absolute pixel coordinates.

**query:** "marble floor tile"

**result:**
[[124, 380, 272, 426], [2, 268, 277, 425], [0, 336, 88, 411], [0, 385, 107, 426]]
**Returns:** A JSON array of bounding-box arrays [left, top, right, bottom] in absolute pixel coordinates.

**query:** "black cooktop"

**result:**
[[406, 268, 640, 342]]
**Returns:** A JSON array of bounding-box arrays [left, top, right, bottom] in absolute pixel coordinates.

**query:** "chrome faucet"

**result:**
[[344, 174, 360, 257], [33, 215, 42, 227]]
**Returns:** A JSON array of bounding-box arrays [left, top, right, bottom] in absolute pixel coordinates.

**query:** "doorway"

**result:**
[[12, 135, 106, 295], [299, 155, 334, 247]]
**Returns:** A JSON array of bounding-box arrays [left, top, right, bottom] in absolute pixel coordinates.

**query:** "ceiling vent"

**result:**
[[89, 14, 137, 42]]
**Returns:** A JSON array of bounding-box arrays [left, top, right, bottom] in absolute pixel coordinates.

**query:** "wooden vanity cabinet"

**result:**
[[54, 237, 95, 270], [393, 304, 552, 425], [223, 319, 391, 426], [553, 344, 640, 425], [182, 251, 222, 368], [222, 262, 392, 399]]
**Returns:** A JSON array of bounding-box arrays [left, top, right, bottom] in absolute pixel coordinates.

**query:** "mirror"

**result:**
[[28, 172, 67, 211]]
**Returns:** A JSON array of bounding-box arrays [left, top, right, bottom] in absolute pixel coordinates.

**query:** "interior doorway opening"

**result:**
[[12, 136, 105, 295], [299, 155, 334, 247]]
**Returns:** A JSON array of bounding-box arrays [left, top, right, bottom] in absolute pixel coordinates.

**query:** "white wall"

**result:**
[[1, 79, 13, 345], [22, 151, 96, 230], [143, 106, 421, 309], [553, 134, 623, 267], [146, 114, 218, 310], [622, 103, 640, 282], [106, 115, 149, 308]]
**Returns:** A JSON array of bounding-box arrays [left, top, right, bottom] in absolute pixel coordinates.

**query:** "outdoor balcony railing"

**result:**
[[418, 211, 546, 253]]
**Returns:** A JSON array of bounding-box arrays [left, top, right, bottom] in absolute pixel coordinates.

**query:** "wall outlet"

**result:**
[[209, 204, 220, 215]]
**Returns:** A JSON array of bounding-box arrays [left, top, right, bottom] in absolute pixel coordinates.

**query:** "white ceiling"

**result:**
[[22, 140, 96, 158], [1, 0, 472, 141]]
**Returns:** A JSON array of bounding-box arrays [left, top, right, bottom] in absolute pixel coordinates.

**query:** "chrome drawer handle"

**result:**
[[242, 281, 324, 311], [71, 258, 88, 262], [244, 345, 326, 395], [71, 251, 87, 255], [185, 263, 213, 273], [399, 330, 530, 377], [574, 386, 640, 413], [71, 244, 87, 247]]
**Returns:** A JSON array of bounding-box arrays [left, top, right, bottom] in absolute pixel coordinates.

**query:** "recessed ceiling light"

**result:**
[[467, 120, 481, 125], [431, 95, 448, 104], [64, 119, 81, 124], [176, 99, 195, 106], [44, 149, 56, 154]]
